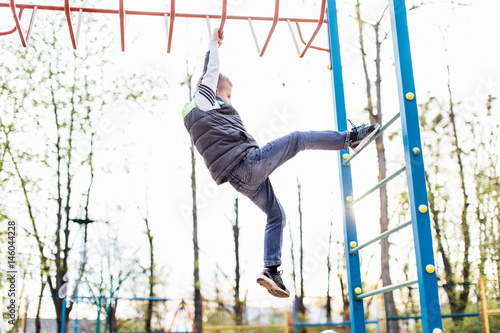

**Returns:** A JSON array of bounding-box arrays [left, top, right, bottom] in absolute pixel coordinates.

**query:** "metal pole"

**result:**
[[119, 0, 125, 51], [356, 279, 418, 300], [219, 0, 227, 33], [478, 278, 489, 333], [350, 220, 412, 254], [9, 0, 26, 46], [0, 6, 24, 36], [64, 0, 78, 49], [259, 0, 280, 56], [299, 0, 326, 58], [61, 299, 67, 333], [167, 0, 175, 53], [326, 0, 366, 331], [22, 297, 29, 333], [388, 0, 443, 331], [346, 166, 406, 208], [73, 297, 78, 333]]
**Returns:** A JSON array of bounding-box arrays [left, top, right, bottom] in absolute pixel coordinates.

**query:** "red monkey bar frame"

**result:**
[[64, 0, 83, 49], [0, 0, 328, 56]]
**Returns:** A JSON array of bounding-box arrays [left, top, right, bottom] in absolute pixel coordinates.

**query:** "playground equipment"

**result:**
[[479, 279, 500, 333], [328, 0, 444, 331], [0, 297, 28, 333], [59, 296, 172, 333], [2, 0, 444, 331], [168, 300, 196, 333], [0, 0, 328, 55]]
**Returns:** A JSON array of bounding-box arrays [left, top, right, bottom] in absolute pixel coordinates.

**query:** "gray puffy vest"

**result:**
[[183, 99, 259, 184]]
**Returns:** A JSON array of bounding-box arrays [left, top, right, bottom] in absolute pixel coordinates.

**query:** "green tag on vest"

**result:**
[[182, 99, 225, 119], [182, 99, 197, 119]]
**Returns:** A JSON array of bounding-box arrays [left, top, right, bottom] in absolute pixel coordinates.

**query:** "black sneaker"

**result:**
[[257, 268, 290, 298], [348, 120, 381, 154]]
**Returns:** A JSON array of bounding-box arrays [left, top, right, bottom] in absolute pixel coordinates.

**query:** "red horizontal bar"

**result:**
[[0, 2, 327, 24]]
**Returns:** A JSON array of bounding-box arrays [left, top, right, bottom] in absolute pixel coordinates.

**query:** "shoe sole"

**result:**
[[352, 123, 381, 154], [257, 276, 290, 298]]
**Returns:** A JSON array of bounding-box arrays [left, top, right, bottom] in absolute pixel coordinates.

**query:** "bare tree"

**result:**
[[0, 10, 166, 332], [336, 239, 350, 321], [181, 64, 203, 332], [289, 219, 298, 296], [229, 196, 246, 325], [82, 232, 138, 333], [354, 2, 399, 331], [143, 214, 156, 331], [295, 179, 306, 318], [472, 95, 499, 287], [421, 52, 499, 316], [441, 42, 472, 313], [325, 220, 334, 322]]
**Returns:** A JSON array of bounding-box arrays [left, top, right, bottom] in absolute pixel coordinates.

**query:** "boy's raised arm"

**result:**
[[194, 29, 224, 111]]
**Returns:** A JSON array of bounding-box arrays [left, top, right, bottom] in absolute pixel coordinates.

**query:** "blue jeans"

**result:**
[[227, 130, 349, 266]]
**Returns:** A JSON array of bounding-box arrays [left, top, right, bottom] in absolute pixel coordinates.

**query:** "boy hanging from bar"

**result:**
[[182, 28, 380, 298]]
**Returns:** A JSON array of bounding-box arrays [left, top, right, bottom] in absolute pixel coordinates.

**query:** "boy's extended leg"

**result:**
[[262, 130, 349, 177], [227, 127, 379, 298], [230, 128, 380, 187], [228, 130, 348, 298], [228, 176, 290, 297]]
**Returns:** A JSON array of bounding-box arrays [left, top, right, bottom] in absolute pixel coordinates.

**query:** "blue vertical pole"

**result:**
[[73, 298, 78, 333], [61, 299, 66, 333], [388, 0, 443, 332], [326, 1, 366, 332]]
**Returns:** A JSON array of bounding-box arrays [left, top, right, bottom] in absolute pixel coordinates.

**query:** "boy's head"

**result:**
[[197, 73, 233, 105], [216, 73, 233, 105]]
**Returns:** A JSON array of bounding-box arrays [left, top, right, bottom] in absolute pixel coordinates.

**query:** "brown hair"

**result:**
[[197, 73, 232, 91], [217, 73, 232, 92]]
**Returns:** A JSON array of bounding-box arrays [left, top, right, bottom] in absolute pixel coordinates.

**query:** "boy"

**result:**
[[182, 29, 380, 298]]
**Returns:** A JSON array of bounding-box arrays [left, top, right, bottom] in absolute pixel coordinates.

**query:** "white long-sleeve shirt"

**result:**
[[194, 41, 221, 111]]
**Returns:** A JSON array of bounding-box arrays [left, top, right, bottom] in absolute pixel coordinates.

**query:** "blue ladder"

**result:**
[[325, 0, 443, 332]]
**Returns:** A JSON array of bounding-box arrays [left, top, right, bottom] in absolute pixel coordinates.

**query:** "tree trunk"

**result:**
[[296, 179, 306, 317], [35, 281, 46, 333], [423, 48, 474, 318], [339, 273, 350, 321], [289, 219, 298, 295], [191, 140, 202, 332], [144, 217, 155, 332], [355, 3, 399, 331], [108, 302, 116, 333], [326, 220, 334, 322], [184, 69, 202, 333], [232, 196, 244, 325], [445, 58, 471, 314]]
